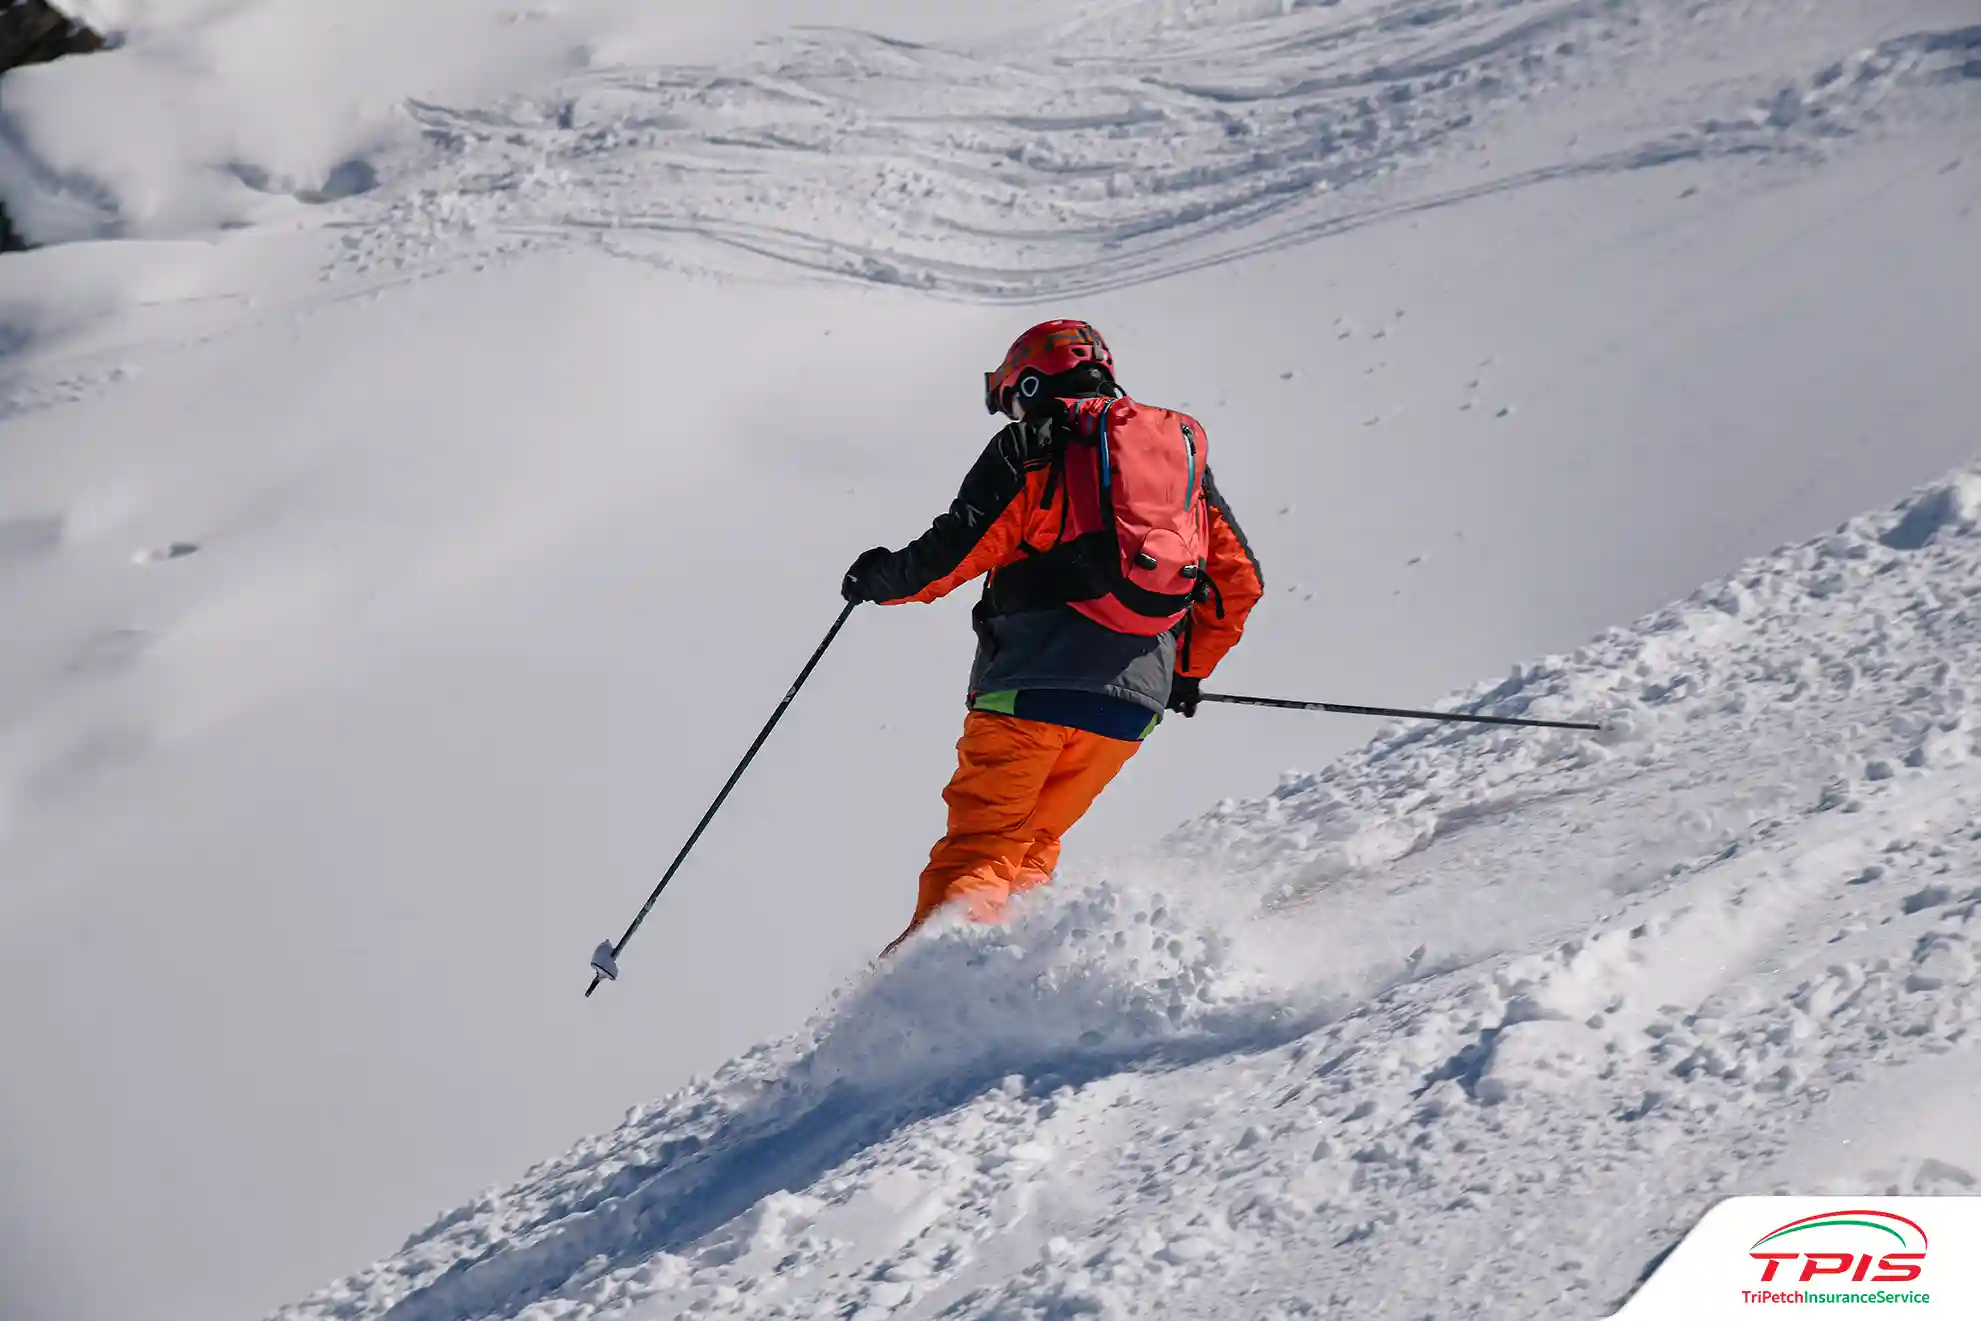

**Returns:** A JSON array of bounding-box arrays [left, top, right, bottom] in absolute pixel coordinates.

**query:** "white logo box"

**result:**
[[1616, 1198, 1981, 1317]]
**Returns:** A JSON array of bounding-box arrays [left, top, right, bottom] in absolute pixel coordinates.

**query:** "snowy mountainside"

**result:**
[[2, 2, 1978, 1319], [275, 470, 1981, 1320], [7, 0, 1976, 293], [333, 0, 1981, 298]]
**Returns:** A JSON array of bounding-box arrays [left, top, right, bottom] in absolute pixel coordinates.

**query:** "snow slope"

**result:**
[[1, 0, 1977, 1319], [317, 0, 1981, 299], [274, 467, 1981, 1320]]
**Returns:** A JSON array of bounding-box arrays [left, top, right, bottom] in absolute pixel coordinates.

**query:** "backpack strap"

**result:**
[[1036, 415, 1080, 549], [1024, 418, 1073, 556], [1199, 569, 1225, 620], [1040, 428, 1066, 511], [983, 400, 1115, 617]]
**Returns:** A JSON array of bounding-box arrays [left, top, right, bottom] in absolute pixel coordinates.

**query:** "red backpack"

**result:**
[[1028, 395, 1213, 636]]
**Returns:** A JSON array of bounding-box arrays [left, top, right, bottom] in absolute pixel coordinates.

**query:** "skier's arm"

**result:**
[[1179, 467, 1264, 679], [858, 424, 1043, 606]]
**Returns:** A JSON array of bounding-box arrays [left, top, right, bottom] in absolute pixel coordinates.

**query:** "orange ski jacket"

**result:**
[[859, 398, 1264, 712]]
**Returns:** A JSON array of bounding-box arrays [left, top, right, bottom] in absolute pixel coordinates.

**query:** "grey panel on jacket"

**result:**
[[967, 606, 1178, 712]]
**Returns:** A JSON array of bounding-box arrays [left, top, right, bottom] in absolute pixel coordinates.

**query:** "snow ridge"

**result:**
[[326, 5, 1981, 297], [4, 2, 1973, 294]]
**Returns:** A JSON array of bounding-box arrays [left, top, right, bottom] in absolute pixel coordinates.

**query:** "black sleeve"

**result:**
[[861, 422, 1046, 603]]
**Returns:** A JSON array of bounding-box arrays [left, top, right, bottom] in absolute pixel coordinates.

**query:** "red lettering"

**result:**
[[1752, 1253, 1799, 1282], [1800, 1253, 1855, 1282], [1853, 1254, 1873, 1283], [1874, 1253, 1925, 1283]]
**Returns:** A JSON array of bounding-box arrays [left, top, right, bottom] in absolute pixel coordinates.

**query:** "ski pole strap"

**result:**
[[1198, 691, 1602, 732]]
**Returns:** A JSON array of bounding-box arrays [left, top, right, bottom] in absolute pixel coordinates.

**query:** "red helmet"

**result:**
[[984, 319, 1114, 416]]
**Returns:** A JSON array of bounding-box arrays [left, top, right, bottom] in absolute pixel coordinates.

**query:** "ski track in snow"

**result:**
[[273, 468, 1981, 1319], [322, 1, 1981, 299]]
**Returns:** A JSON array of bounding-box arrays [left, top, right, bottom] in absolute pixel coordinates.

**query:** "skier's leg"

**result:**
[[1011, 729, 1141, 895], [1010, 835, 1062, 896], [886, 712, 1068, 952]]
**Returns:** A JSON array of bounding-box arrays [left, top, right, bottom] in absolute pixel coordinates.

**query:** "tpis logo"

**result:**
[[1750, 1208, 1927, 1286], [1607, 1196, 1978, 1317]]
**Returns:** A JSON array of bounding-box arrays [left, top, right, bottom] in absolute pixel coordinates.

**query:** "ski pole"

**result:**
[[1199, 691, 1602, 732], [586, 600, 859, 997]]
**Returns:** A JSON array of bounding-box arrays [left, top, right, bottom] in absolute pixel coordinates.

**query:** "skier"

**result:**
[[840, 320, 1264, 954]]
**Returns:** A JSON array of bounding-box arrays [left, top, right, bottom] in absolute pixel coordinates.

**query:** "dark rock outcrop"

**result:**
[[2, 0, 109, 251]]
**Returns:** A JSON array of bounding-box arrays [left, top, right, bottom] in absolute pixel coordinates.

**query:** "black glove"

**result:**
[[1167, 673, 1202, 718], [841, 546, 893, 603]]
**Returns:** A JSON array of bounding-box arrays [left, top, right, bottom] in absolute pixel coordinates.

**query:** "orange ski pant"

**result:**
[[887, 710, 1141, 953]]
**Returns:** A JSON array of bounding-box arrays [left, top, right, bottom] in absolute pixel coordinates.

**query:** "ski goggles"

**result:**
[[984, 367, 1046, 418]]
